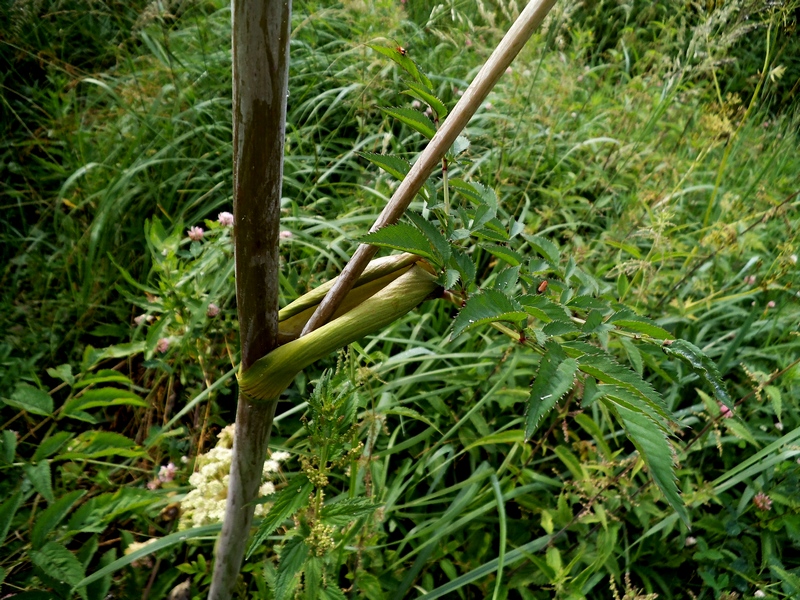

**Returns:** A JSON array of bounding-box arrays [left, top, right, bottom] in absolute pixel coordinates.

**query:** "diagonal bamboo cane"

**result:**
[[300, 0, 558, 337]]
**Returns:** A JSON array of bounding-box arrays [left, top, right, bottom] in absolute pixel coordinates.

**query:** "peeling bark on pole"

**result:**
[[208, 1, 291, 598]]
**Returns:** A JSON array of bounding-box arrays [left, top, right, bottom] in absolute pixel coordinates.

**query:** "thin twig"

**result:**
[[300, 0, 558, 337]]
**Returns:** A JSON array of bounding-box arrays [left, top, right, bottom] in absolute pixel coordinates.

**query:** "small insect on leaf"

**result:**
[[537, 280, 549, 294], [397, 46, 407, 56]]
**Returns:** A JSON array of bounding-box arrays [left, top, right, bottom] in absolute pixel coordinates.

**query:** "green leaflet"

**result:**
[[661, 339, 732, 409], [518, 295, 569, 322], [523, 234, 560, 265], [359, 152, 410, 181], [358, 223, 442, 265], [402, 81, 447, 119], [576, 353, 672, 423], [525, 342, 578, 440], [451, 289, 527, 339], [602, 399, 689, 527], [483, 244, 524, 267], [247, 474, 314, 558], [380, 106, 437, 139], [406, 212, 450, 265], [608, 308, 673, 340], [367, 45, 432, 89]]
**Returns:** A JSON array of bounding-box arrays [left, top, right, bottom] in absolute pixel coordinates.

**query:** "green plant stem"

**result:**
[[299, 0, 557, 336]]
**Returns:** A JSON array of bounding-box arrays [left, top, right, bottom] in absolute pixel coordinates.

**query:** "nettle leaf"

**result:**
[[357, 223, 442, 266], [524, 234, 560, 265], [603, 399, 688, 527], [2, 430, 17, 463], [24, 461, 54, 503], [30, 541, 87, 599], [661, 339, 732, 409], [368, 44, 433, 89], [273, 535, 309, 600], [33, 432, 75, 462], [304, 556, 323, 600], [518, 295, 569, 322], [576, 353, 672, 423], [406, 212, 450, 264], [403, 81, 447, 119], [0, 490, 23, 547], [451, 290, 527, 339], [248, 474, 314, 559], [525, 342, 578, 439], [608, 309, 673, 340], [380, 107, 436, 139], [484, 244, 524, 267], [32, 490, 86, 549], [321, 498, 380, 526], [3, 383, 53, 416]]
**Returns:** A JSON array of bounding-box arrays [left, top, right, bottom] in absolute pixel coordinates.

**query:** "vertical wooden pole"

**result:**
[[208, 0, 291, 597]]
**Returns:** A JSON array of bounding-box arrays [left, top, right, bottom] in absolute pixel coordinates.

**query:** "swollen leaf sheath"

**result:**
[[240, 263, 438, 401]]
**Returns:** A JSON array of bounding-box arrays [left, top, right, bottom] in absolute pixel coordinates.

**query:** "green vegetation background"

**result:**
[[1, 0, 799, 598]]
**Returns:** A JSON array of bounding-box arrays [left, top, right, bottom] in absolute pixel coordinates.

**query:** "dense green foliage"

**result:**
[[1, 0, 799, 598]]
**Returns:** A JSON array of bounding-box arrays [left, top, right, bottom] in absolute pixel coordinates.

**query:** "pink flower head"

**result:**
[[719, 402, 733, 418], [158, 462, 178, 483], [753, 492, 772, 511], [505, 67, 513, 75], [767, 300, 776, 308], [156, 338, 170, 354], [134, 314, 153, 327], [147, 479, 161, 490], [207, 303, 220, 317], [188, 226, 204, 241], [745, 275, 756, 285], [279, 230, 293, 240], [411, 100, 422, 110], [218, 211, 234, 227]]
